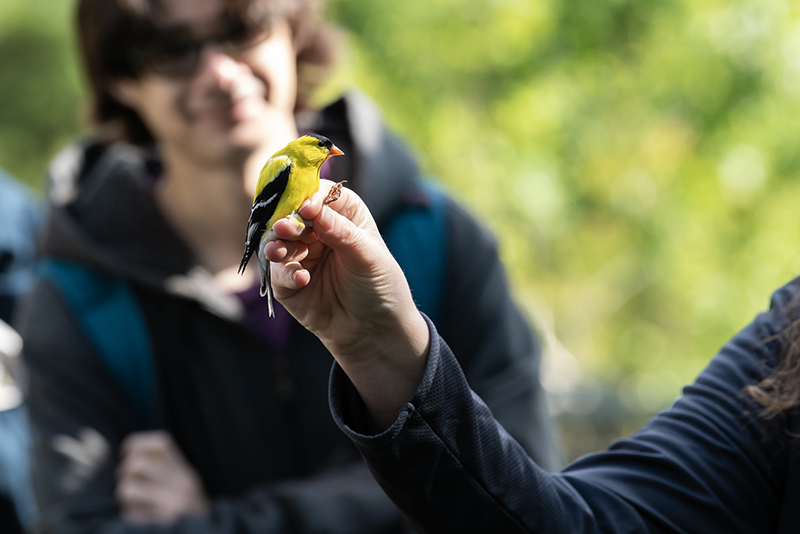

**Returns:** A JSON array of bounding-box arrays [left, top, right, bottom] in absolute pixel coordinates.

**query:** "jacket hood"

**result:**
[[43, 141, 193, 285], [42, 91, 421, 290]]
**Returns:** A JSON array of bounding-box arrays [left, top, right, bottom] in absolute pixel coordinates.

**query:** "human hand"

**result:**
[[266, 180, 430, 429], [116, 431, 209, 524]]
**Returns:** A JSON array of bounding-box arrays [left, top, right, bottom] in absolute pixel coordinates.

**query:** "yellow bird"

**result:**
[[238, 134, 344, 317]]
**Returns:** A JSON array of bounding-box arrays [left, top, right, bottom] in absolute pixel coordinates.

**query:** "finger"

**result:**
[[117, 454, 163, 483], [270, 261, 312, 292], [299, 237, 326, 262], [120, 431, 172, 457], [119, 492, 161, 525], [264, 240, 308, 264], [272, 217, 311, 241], [298, 229, 320, 245], [312, 182, 376, 232], [117, 478, 158, 511], [311, 205, 387, 272], [268, 233, 325, 264]]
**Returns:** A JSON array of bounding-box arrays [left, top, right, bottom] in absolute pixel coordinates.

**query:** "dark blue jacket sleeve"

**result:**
[[330, 283, 797, 534]]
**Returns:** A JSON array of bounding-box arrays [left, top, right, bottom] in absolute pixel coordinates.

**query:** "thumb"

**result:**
[[313, 204, 385, 271]]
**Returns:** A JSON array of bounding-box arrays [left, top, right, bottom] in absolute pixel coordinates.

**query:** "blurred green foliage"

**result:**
[[324, 0, 800, 425], [0, 1, 83, 188], [3, 0, 800, 458]]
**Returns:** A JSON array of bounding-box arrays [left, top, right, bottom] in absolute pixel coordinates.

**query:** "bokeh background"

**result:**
[[2, 0, 800, 462]]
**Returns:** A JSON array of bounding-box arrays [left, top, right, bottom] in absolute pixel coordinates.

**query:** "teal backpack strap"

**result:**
[[383, 184, 448, 326], [38, 259, 156, 429]]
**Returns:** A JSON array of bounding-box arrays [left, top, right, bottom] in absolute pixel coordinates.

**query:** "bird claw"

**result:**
[[287, 212, 307, 228], [323, 181, 347, 206]]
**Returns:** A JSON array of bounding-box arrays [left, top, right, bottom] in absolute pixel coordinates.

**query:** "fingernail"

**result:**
[[299, 199, 310, 211], [319, 206, 334, 231]]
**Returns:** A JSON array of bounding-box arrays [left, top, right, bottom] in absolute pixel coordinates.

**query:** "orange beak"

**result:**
[[329, 144, 345, 157]]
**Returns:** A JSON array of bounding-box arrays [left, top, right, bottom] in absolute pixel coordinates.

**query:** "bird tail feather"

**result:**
[[259, 259, 274, 318], [238, 249, 251, 275]]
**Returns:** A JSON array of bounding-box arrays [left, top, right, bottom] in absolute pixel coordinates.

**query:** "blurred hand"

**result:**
[[267, 180, 430, 429], [116, 431, 209, 524]]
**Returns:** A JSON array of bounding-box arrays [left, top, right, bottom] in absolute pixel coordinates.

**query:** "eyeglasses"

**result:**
[[129, 16, 274, 78]]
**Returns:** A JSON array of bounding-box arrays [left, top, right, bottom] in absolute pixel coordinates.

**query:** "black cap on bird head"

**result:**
[[308, 133, 333, 150], [305, 133, 344, 157]]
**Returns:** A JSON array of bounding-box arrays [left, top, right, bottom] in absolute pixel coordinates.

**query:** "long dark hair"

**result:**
[[76, 0, 338, 144], [746, 294, 800, 415]]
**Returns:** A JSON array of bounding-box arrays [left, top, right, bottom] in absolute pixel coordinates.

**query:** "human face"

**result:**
[[112, 0, 298, 167]]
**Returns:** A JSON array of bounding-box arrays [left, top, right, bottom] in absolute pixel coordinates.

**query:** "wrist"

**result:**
[[333, 310, 430, 430]]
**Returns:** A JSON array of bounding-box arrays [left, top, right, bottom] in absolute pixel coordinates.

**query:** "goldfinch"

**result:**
[[238, 134, 344, 317]]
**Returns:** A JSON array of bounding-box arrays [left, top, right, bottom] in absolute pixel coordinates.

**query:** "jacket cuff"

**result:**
[[328, 313, 441, 447]]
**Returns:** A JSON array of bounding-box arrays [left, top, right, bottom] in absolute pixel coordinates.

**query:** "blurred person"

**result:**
[[0, 170, 41, 532], [15, 0, 560, 532], [267, 180, 800, 533], [0, 318, 35, 534], [0, 170, 41, 324]]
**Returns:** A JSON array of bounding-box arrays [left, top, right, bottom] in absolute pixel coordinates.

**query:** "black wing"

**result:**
[[238, 160, 292, 274]]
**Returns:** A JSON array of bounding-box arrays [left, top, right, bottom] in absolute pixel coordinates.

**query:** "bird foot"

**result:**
[[287, 212, 307, 228], [323, 181, 347, 206]]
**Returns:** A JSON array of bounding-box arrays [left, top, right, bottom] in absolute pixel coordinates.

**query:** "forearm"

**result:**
[[330, 317, 617, 534], [332, 308, 789, 534], [334, 309, 430, 430]]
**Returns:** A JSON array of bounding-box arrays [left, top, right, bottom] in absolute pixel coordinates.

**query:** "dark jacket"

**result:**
[[17, 92, 559, 534], [332, 278, 800, 534]]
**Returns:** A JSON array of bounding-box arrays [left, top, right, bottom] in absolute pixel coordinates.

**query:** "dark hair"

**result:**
[[746, 294, 800, 415], [76, 0, 339, 145]]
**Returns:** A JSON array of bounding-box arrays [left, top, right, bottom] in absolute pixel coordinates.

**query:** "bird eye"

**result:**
[[317, 141, 325, 148]]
